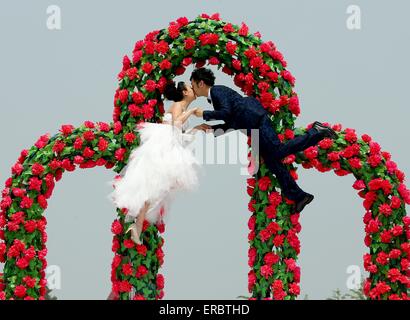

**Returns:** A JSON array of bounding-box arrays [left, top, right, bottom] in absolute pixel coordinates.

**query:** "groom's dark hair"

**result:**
[[190, 68, 215, 86]]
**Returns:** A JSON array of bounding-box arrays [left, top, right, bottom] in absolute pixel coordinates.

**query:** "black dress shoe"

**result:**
[[294, 193, 314, 213], [312, 121, 338, 140]]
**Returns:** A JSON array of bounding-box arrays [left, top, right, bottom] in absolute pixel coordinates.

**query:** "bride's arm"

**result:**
[[170, 104, 198, 125]]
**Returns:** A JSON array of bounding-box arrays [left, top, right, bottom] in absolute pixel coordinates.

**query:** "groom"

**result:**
[[190, 68, 338, 213]]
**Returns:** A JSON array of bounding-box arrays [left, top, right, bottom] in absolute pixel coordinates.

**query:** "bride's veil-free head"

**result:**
[[164, 81, 196, 104]]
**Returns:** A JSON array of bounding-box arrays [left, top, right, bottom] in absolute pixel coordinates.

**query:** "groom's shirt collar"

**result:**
[[207, 87, 213, 105]]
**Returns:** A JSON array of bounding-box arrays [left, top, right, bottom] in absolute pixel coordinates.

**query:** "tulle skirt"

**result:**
[[108, 122, 201, 224]]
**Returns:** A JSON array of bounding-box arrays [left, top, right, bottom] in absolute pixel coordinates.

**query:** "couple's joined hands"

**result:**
[[192, 123, 213, 132]]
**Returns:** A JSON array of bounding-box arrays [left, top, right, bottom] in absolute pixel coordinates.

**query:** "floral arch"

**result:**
[[0, 13, 409, 300]]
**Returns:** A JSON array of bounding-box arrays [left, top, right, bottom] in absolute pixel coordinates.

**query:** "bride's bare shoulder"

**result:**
[[167, 102, 182, 115]]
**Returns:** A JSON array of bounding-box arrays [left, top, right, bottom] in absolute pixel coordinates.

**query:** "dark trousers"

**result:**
[[255, 116, 326, 201]]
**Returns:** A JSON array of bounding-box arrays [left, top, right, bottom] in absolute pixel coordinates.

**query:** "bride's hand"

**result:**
[[193, 107, 203, 117]]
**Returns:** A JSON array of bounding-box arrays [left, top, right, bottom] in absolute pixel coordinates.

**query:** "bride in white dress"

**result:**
[[108, 81, 208, 244]]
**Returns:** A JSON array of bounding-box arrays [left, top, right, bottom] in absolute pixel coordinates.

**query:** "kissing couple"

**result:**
[[108, 67, 338, 245]]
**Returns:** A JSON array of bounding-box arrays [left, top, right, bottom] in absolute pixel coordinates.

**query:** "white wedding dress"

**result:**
[[108, 112, 201, 224]]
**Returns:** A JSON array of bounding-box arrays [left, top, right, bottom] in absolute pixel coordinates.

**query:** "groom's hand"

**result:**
[[193, 107, 204, 117]]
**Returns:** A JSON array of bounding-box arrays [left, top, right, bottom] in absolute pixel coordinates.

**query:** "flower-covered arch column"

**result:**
[[1, 13, 409, 300]]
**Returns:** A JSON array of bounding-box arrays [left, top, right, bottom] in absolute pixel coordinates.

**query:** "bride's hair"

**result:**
[[164, 81, 186, 102]]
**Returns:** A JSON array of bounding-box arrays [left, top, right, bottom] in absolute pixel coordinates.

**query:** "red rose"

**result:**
[[32, 163, 45, 176], [318, 138, 333, 150], [0, 242, 6, 262], [177, 16, 189, 26], [122, 55, 131, 70], [223, 23, 235, 33], [226, 42, 237, 55], [136, 244, 147, 256], [389, 249, 401, 259], [289, 283, 300, 295], [159, 59, 172, 70], [144, 80, 157, 92], [378, 203, 392, 217], [125, 67, 138, 81], [376, 252, 389, 265], [381, 231, 393, 244], [16, 257, 30, 269], [156, 274, 165, 289], [368, 154, 382, 168], [238, 23, 249, 36], [122, 263, 134, 276], [208, 57, 219, 65], [352, 180, 366, 190], [168, 23, 180, 39], [60, 125, 74, 136], [258, 176, 271, 191], [128, 104, 143, 117], [344, 128, 357, 143], [267, 221, 281, 234], [118, 89, 129, 104], [34, 134, 50, 149], [260, 264, 273, 279], [20, 196, 33, 209], [131, 92, 144, 106], [285, 258, 297, 271], [265, 205, 277, 219], [83, 147, 95, 159], [123, 239, 135, 249], [98, 122, 110, 132], [391, 225, 403, 236], [248, 199, 256, 212], [327, 151, 340, 162], [119, 280, 132, 293], [112, 254, 122, 269], [232, 59, 242, 71], [1, 196, 12, 211], [273, 235, 285, 248], [184, 38, 196, 50], [268, 192, 282, 206], [361, 134, 372, 143], [136, 265, 148, 278], [132, 50, 143, 63], [98, 138, 109, 152], [111, 238, 120, 252], [23, 276, 37, 288], [115, 148, 126, 161], [83, 130, 95, 141], [14, 285, 27, 298], [142, 62, 153, 74], [369, 141, 381, 154], [144, 41, 155, 55], [365, 218, 381, 234], [247, 178, 256, 188], [155, 40, 169, 55], [304, 146, 318, 160], [264, 252, 279, 265], [111, 220, 123, 235]]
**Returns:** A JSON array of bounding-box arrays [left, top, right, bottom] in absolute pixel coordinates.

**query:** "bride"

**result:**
[[108, 81, 207, 245]]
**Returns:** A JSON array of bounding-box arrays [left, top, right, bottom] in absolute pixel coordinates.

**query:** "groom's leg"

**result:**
[[259, 141, 307, 201], [259, 116, 326, 160]]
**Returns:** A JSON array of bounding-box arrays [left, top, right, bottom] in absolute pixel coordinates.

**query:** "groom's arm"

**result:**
[[202, 92, 233, 122], [202, 108, 232, 122]]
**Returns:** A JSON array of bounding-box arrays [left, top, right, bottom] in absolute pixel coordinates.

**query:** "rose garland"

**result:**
[[0, 13, 409, 300]]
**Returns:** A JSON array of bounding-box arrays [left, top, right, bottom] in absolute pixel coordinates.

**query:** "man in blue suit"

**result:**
[[190, 68, 337, 213]]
